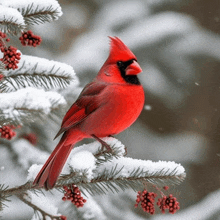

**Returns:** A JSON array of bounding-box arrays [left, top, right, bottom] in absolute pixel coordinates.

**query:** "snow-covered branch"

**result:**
[[26, 138, 186, 195], [0, 5, 26, 34], [0, 87, 66, 125], [0, 138, 186, 219], [0, 55, 78, 92], [0, 0, 62, 26]]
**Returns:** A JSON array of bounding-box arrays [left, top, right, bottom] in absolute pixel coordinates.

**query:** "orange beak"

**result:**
[[126, 60, 142, 75]]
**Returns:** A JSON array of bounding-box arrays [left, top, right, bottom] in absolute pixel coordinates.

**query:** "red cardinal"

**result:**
[[33, 37, 145, 189]]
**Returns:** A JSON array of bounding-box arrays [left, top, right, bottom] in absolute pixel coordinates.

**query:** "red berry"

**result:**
[[163, 186, 169, 191], [19, 30, 42, 47], [62, 184, 86, 208], [21, 133, 37, 145], [135, 190, 157, 214], [0, 125, 17, 140], [157, 195, 180, 214], [60, 215, 67, 220]]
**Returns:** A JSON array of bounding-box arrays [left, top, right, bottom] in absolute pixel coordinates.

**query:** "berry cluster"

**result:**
[[59, 215, 67, 220], [0, 125, 16, 140], [21, 133, 37, 145], [135, 188, 180, 215], [157, 194, 180, 214], [0, 46, 21, 70], [19, 30, 42, 47], [135, 190, 157, 214], [0, 31, 21, 70], [62, 184, 87, 208]]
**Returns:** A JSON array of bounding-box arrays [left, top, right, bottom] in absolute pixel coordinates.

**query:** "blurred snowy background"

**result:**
[[1, 0, 220, 219]]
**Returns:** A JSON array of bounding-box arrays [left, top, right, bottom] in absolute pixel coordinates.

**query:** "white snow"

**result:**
[[71, 137, 126, 157], [68, 150, 96, 171], [62, 150, 96, 181], [12, 139, 49, 170], [27, 137, 185, 184], [95, 157, 185, 179], [3, 54, 79, 92], [6, 54, 76, 79], [0, 5, 25, 30], [0, 87, 66, 115], [27, 164, 43, 181], [0, 0, 62, 20]]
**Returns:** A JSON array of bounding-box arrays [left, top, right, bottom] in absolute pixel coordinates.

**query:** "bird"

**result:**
[[33, 36, 145, 189]]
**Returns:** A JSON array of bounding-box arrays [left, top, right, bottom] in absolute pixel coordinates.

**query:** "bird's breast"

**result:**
[[80, 84, 145, 136]]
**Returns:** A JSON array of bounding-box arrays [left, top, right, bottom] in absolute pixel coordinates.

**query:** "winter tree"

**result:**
[[0, 1, 186, 219]]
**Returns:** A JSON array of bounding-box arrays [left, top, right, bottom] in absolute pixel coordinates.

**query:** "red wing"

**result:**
[[54, 82, 106, 139]]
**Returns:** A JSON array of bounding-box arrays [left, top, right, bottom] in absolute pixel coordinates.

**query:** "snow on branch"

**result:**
[[1, 138, 186, 218], [0, 5, 26, 34], [0, 55, 78, 92], [1, 0, 63, 25], [0, 87, 66, 126], [27, 137, 185, 195]]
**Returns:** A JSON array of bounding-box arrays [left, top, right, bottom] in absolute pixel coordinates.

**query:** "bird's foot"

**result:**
[[91, 134, 113, 153], [100, 142, 112, 153]]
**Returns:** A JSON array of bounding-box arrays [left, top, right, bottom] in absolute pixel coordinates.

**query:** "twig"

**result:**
[[17, 192, 62, 220]]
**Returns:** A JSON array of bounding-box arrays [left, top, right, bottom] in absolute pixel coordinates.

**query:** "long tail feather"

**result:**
[[45, 144, 72, 189], [33, 133, 74, 189]]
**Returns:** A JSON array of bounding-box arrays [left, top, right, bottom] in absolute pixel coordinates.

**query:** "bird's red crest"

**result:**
[[108, 36, 137, 62]]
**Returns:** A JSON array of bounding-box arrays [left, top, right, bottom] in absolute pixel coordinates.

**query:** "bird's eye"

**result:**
[[117, 61, 123, 67]]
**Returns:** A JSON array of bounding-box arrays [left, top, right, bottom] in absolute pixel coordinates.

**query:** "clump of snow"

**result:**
[[68, 151, 96, 171], [61, 138, 126, 180], [12, 139, 49, 170], [0, 87, 66, 115], [72, 137, 126, 157], [0, 5, 25, 29], [1, 0, 63, 20], [27, 164, 43, 181], [95, 157, 185, 179], [63, 151, 96, 181]]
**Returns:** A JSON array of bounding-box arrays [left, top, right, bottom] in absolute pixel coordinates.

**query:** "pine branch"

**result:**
[[0, 184, 10, 212], [1, 139, 186, 197], [21, 4, 62, 25], [1, 0, 63, 26], [0, 138, 186, 218], [0, 55, 77, 92], [0, 166, 186, 199], [0, 5, 26, 35], [0, 87, 66, 126], [56, 164, 186, 196]]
